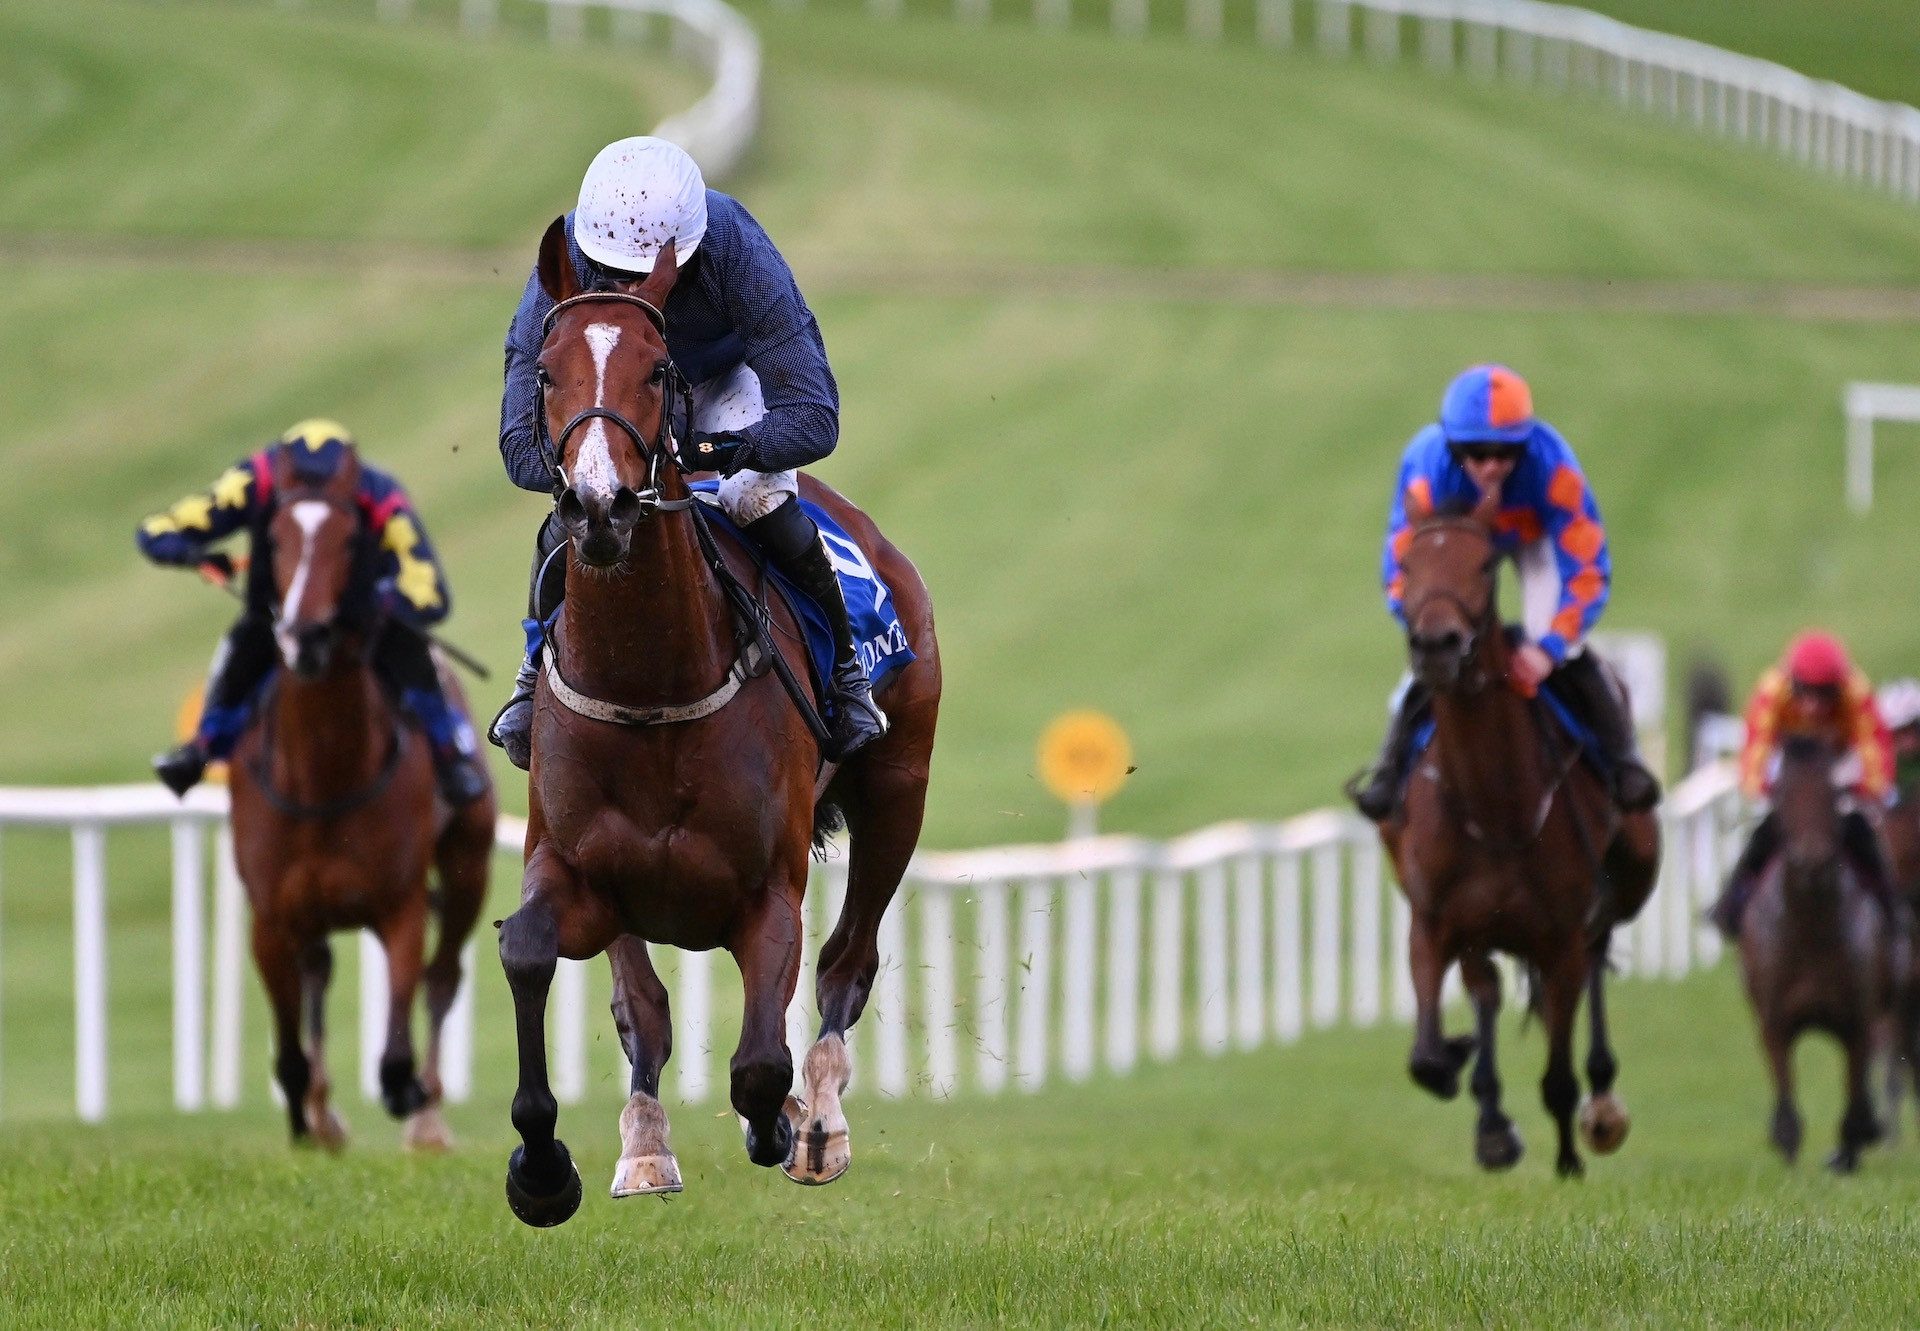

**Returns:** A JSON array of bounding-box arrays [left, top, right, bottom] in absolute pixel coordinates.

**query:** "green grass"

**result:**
[[1, 969, 1917, 1326]]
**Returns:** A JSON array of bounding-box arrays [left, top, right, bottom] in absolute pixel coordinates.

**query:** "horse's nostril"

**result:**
[[608, 487, 642, 529], [557, 488, 587, 530]]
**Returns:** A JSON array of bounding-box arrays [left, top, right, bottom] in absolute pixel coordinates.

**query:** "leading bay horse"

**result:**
[[230, 450, 495, 1150], [1382, 495, 1659, 1177], [1737, 735, 1893, 1171], [497, 220, 941, 1226]]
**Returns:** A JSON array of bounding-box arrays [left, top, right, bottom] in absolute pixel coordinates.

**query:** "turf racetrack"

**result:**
[[0, 969, 1915, 1326]]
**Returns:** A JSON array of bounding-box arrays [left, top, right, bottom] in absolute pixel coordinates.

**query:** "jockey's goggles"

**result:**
[[1790, 681, 1843, 704], [1450, 443, 1524, 464]]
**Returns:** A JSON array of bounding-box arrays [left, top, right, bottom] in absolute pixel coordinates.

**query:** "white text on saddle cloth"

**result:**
[[820, 529, 891, 614]]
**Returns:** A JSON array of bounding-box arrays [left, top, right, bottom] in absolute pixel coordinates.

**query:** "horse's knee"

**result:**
[[499, 907, 558, 988]]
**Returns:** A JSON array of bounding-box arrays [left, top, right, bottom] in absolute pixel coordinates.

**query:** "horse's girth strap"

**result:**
[[541, 638, 767, 727]]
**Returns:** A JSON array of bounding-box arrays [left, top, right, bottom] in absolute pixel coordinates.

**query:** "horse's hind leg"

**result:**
[[1461, 953, 1521, 1170], [1830, 1022, 1884, 1174], [1763, 1025, 1802, 1163], [608, 935, 682, 1197], [729, 878, 804, 1172], [1538, 948, 1587, 1179], [405, 824, 490, 1154], [797, 755, 932, 1186], [1407, 920, 1473, 1100], [372, 899, 432, 1122], [252, 919, 311, 1145], [499, 847, 590, 1227], [298, 939, 349, 1152], [1577, 931, 1630, 1156]]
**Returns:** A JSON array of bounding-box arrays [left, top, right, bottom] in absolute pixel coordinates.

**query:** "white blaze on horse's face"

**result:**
[[568, 322, 623, 505], [276, 500, 336, 665]]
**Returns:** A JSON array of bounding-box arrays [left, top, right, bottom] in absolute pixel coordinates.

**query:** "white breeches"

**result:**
[[691, 363, 795, 525], [1515, 538, 1583, 658]]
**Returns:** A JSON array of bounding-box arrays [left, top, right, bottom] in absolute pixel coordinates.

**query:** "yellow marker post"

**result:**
[[1037, 710, 1132, 840]]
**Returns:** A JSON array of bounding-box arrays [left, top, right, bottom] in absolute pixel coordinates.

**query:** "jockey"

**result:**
[[1348, 365, 1661, 822], [489, 136, 886, 767], [1709, 631, 1899, 935], [138, 420, 490, 807], [1878, 677, 1920, 795]]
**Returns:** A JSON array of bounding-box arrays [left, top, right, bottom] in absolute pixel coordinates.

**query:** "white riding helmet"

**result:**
[[573, 136, 707, 274], [1879, 678, 1920, 731]]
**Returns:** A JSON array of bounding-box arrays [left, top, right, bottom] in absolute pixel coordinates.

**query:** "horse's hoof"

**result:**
[[309, 1109, 351, 1155], [782, 1094, 851, 1187], [1578, 1094, 1630, 1155], [1555, 1152, 1585, 1180], [1826, 1148, 1860, 1176], [611, 1153, 684, 1198], [403, 1104, 454, 1154], [506, 1143, 582, 1228], [1475, 1122, 1524, 1172], [739, 1108, 795, 1169]]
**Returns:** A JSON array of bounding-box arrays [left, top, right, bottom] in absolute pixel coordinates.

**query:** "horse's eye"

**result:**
[[536, 364, 553, 387], [649, 363, 668, 384]]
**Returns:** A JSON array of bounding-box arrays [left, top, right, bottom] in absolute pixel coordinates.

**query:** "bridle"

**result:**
[[1402, 515, 1499, 680], [534, 290, 699, 519]]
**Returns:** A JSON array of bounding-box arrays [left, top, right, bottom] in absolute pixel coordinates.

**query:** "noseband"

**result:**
[[535, 291, 699, 518]]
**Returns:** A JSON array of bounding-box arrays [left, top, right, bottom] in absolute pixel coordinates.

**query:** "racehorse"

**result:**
[[1738, 735, 1893, 1171], [229, 450, 496, 1151], [1881, 727, 1920, 1134], [496, 220, 941, 1226], [1380, 494, 1659, 1178]]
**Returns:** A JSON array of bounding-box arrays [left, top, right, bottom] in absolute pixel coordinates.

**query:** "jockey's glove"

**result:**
[[685, 430, 747, 477]]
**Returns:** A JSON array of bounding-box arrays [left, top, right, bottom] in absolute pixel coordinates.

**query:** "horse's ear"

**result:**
[[636, 238, 680, 307], [326, 448, 362, 503], [536, 215, 580, 304]]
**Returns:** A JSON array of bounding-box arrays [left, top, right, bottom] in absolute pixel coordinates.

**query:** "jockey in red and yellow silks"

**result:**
[[1349, 365, 1659, 821], [138, 419, 488, 807], [1710, 631, 1901, 937]]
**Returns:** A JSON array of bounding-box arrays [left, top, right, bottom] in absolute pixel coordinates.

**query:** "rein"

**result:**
[[248, 680, 408, 821]]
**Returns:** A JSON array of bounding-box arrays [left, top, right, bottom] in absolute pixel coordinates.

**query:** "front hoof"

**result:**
[[1409, 1036, 1474, 1101], [1578, 1094, 1631, 1155], [611, 1152, 684, 1198], [1826, 1148, 1861, 1176], [1475, 1121, 1524, 1172], [781, 1094, 850, 1187], [506, 1143, 583, 1227], [403, 1104, 454, 1154], [380, 1060, 430, 1121], [740, 1109, 795, 1169], [1555, 1152, 1585, 1180]]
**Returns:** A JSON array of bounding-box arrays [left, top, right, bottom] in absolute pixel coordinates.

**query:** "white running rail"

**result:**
[[0, 762, 1743, 1121], [842, 0, 1920, 207]]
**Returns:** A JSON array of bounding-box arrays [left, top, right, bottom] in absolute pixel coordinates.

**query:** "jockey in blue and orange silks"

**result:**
[[137, 419, 489, 807], [1348, 365, 1661, 822]]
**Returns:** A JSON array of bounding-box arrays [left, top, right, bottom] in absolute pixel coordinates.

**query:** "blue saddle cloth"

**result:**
[[691, 481, 916, 696], [1408, 684, 1603, 780]]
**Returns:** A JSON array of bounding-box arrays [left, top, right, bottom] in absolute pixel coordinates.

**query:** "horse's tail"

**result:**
[[1520, 961, 1546, 1029], [1685, 655, 1736, 772], [811, 795, 847, 860]]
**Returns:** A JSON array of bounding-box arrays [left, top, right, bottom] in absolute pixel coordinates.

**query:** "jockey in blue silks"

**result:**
[[489, 136, 887, 766], [138, 419, 489, 806], [1347, 365, 1661, 822]]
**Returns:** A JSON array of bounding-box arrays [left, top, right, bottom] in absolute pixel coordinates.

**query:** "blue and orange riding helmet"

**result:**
[[1440, 365, 1535, 449], [274, 418, 358, 485]]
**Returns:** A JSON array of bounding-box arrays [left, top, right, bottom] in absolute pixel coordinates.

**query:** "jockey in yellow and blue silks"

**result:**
[[1348, 365, 1661, 821], [137, 420, 489, 806]]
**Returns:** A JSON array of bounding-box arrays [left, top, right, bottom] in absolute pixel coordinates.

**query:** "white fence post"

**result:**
[[1015, 877, 1054, 1090], [874, 898, 910, 1096], [1196, 862, 1230, 1053], [1272, 852, 1304, 1041], [1255, 0, 1292, 48], [677, 946, 711, 1103], [975, 878, 1011, 1093], [1349, 836, 1382, 1027], [920, 888, 957, 1096], [1231, 853, 1265, 1049], [170, 819, 205, 1111], [1149, 868, 1184, 1059], [1104, 867, 1142, 1073], [443, 940, 476, 1103], [1061, 872, 1097, 1081], [359, 931, 386, 1102], [210, 829, 245, 1108], [72, 823, 108, 1123], [1309, 841, 1341, 1029]]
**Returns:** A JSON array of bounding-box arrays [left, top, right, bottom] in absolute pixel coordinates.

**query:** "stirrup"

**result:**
[[1611, 761, 1661, 812]]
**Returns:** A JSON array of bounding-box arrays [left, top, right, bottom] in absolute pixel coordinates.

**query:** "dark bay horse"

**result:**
[[230, 451, 495, 1150], [1381, 496, 1659, 1178], [1737, 735, 1892, 1171], [497, 220, 941, 1226], [1881, 722, 1920, 1132]]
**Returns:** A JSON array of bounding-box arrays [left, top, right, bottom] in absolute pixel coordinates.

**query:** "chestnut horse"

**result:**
[[1382, 497, 1659, 1178], [1738, 735, 1893, 1171], [497, 220, 941, 1226], [229, 450, 495, 1150]]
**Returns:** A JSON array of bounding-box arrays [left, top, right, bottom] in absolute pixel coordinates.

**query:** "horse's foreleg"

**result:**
[[1539, 949, 1586, 1179], [729, 879, 803, 1172], [298, 939, 349, 1152], [1831, 1021, 1884, 1174], [254, 919, 311, 1144], [499, 852, 583, 1228], [608, 935, 682, 1197], [1407, 919, 1471, 1100], [374, 901, 431, 1123], [1762, 1025, 1802, 1163], [1577, 932, 1630, 1156], [407, 831, 489, 1155], [1461, 953, 1521, 1170]]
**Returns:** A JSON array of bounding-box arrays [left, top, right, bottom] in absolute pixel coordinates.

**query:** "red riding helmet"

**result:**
[[1786, 631, 1851, 689]]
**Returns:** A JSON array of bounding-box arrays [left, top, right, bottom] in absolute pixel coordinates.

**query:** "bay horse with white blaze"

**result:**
[[1736, 734, 1892, 1171], [230, 449, 495, 1150], [497, 220, 941, 1225], [1381, 495, 1659, 1177]]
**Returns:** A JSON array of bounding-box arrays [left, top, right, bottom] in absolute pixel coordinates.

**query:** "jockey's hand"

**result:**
[[1510, 642, 1554, 696], [196, 552, 235, 586], [373, 576, 405, 622], [684, 430, 746, 476]]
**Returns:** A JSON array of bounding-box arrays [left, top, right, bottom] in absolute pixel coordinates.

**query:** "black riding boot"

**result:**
[[1709, 813, 1780, 938], [1345, 680, 1430, 822], [746, 497, 887, 761], [489, 514, 567, 772], [1553, 650, 1661, 811], [1842, 809, 1909, 936], [154, 613, 278, 797], [375, 625, 490, 807]]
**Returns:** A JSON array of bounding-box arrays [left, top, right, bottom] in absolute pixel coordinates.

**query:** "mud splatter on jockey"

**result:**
[[138, 419, 489, 806], [1348, 365, 1661, 822], [491, 136, 886, 766]]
